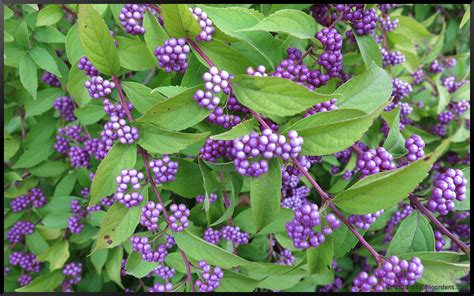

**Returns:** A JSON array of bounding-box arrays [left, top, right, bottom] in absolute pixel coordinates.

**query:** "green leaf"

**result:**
[[161, 4, 202, 38], [257, 269, 307, 290], [65, 25, 84, 65], [211, 119, 257, 140], [394, 15, 431, 41], [90, 247, 109, 275], [25, 230, 49, 256], [36, 5, 64, 26], [210, 172, 240, 226], [67, 61, 91, 107], [14, 138, 54, 169], [232, 75, 335, 117], [105, 247, 124, 289], [217, 271, 261, 292], [307, 236, 333, 275], [332, 222, 366, 259], [136, 122, 209, 154], [199, 5, 282, 69], [42, 212, 72, 229], [4, 31, 13, 42], [74, 105, 106, 125], [78, 4, 121, 75], [453, 167, 470, 210], [33, 27, 66, 43], [152, 85, 187, 97], [15, 270, 65, 292], [436, 79, 451, 114], [4, 5, 14, 20], [15, 21, 30, 49], [138, 85, 212, 131], [121, 81, 165, 114], [4, 177, 39, 199], [460, 7, 470, 28], [257, 208, 294, 235], [19, 53, 37, 100], [194, 39, 256, 74], [29, 46, 62, 79], [287, 105, 386, 156], [173, 229, 260, 269], [387, 211, 434, 256], [250, 158, 282, 230], [449, 120, 470, 143], [53, 173, 77, 198], [125, 251, 159, 278], [38, 240, 70, 271], [238, 9, 317, 39], [90, 143, 137, 205], [30, 160, 69, 178], [402, 125, 440, 144], [335, 64, 392, 114], [382, 106, 407, 157], [333, 140, 450, 214], [4, 136, 21, 161], [198, 159, 221, 212], [116, 36, 155, 71], [355, 34, 383, 68], [162, 158, 205, 198], [422, 24, 445, 65], [143, 10, 169, 57], [92, 193, 146, 253], [25, 88, 62, 117]]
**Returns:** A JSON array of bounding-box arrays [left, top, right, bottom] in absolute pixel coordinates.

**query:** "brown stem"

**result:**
[[112, 76, 134, 123], [185, 37, 215, 67], [249, 109, 270, 130], [60, 4, 77, 19], [409, 195, 470, 254], [351, 144, 364, 156], [295, 45, 314, 65], [179, 249, 196, 292], [291, 156, 330, 202]]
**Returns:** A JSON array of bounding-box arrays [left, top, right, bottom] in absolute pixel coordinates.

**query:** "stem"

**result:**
[[60, 4, 77, 19], [291, 156, 330, 202], [149, 4, 161, 14], [295, 45, 314, 65], [329, 12, 344, 30], [112, 76, 134, 123], [249, 109, 270, 130], [329, 203, 384, 264], [409, 195, 470, 254], [186, 37, 215, 67], [179, 249, 196, 292], [351, 144, 364, 156]]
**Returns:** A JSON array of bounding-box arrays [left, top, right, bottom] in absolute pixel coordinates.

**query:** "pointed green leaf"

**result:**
[[37, 240, 70, 271], [19, 53, 37, 100], [105, 247, 124, 289], [161, 4, 202, 38], [15, 270, 64, 292], [211, 119, 257, 140], [121, 81, 165, 114]]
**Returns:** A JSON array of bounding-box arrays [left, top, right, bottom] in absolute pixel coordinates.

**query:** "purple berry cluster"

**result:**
[[115, 169, 145, 207], [195, 260, 224, 292], [316, 27, 343, 78], [53, 96, 76, 122], [232, 129, 304, 177], [194, 67, 231, 110], [427, 59, 444, 74], [304, 98, 337, 117], [154, 38, 190, 73], [207, 107, 241, 128], [149, 155, 179, 184], [190, 7, 215, 42], [380, 16, 399, 32], [62, 262, 82, 291], [140, 201, 163, 232], [427, 168, 467, 215], [7, 221, 35, 243], [437, 110, 454, 125], [77, 56, 99, 77], [41, 71, 61, 87], [9, 251, 41, 273], [434, 230, 446, 251], [203, 225, 250, 245], [276, 249, 296, 266], [272, 48, 330, 90], [405, 134, 425, 162], [196, 192, 218, 204], [119, 4, 147, 35], [199, 139, 234, 162], [169, 203, 190, 232], [227, 95, 249, 114], [442, 76, 467, 93], [349, 210, 384, 230], [84, 76, 116, 99], [131, 236, 168, 263], [351, 271, 385, 292], [356, 147, 397, 177], [374, 256, 424, 288], [449, 99, 470, 115], [381, 48, 405, 68], [10, 187, 47, 212], [411, 68, 424, 85], [391, 78, 413, 101], [150, 282, 173, 292], [320, 277, 343, 292]]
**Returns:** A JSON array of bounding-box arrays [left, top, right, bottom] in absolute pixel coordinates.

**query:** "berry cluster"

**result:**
[[199, 139, 234, 162], [140, 201, 164, 232], [9, 251, 41, 273], [77, 56, 99, 77], [232, 129, 304, 177], [276, 249, 296, 266], [119, 4, 148, 35], [149, 155, 179, 184], [169, 203, 190, 232], [380, 16, 399, 32], [41, 71, 61, 87], [154, 38, 190, 73], [405, 134, 425, 162], [194, 67, 231, 110], [203, 225, 250, 245], [374, 256, 424, 288], [195, 260, 224, 292], [304, 98, 337, 117], [381, 48, 405, 68], [7, 221, 35, 243], [356, 147, 397, 177], [411, 68, 424, 85], [53, 96, 76, 122], [190, 7, 215, 42], [427, 59, 444, 74], [427, 168, 466, 215], [207, 107, 241, 128], [435, 230, 446, 251], [272, 48, 330, 90], [349, 210, 384, 230], [131, 236, 168, 263], [316, 28, 343, 78], [115, 169, 145, 207], [62, 262, 82, 291], [84, 76, 116, 99], [10, 187, 46, 212], [391, 78, 413, 101]]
